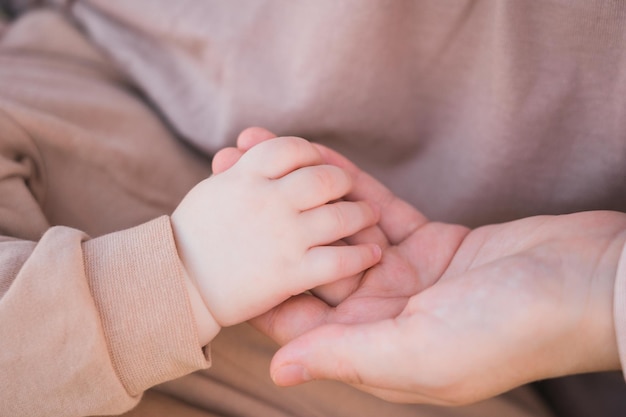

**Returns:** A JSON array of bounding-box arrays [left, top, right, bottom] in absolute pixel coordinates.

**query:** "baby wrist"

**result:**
[[182, 261, 221, 346]]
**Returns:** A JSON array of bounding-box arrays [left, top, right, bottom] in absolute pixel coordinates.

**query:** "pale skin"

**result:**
[[171, 136, 382, 345], [213, 127, 626, 406]]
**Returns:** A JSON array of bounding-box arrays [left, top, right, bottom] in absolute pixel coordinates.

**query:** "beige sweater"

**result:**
[[0, 11, 212, 416], [1, 1, 625, 416]]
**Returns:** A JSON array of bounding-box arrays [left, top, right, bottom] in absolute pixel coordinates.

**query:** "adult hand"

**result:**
[[215, 128, 626, 405], [264, 210, 626, 405]]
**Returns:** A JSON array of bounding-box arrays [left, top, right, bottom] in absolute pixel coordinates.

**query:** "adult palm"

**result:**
[[268, 211, 624, 404], [214, 128, 626, 406]]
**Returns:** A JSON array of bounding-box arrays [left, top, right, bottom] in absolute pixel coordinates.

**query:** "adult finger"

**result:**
[[310, 274, 362, 307], [250, 293, 332, 345], [314, 144, 428, 245], [270, 320, 405, 389], [255, 305, 438, 403], [342, 225, 389, 251]]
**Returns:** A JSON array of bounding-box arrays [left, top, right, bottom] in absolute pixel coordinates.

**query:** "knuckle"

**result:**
[[355, 201, 374, 224], [288, 165, 348, 200], [312, 167, 337, 193], [330, 166, 351, 192], [280, 136, 314, 157], [328, 204, 349, 232], [328, 248, 350, 276], [335, 361, 364, 385]]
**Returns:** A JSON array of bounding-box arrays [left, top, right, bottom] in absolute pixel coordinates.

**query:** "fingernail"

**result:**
[[272, 364, 312, 386]]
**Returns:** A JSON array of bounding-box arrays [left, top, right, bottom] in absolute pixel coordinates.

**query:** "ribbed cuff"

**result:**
[[83, 216, 210, 396]]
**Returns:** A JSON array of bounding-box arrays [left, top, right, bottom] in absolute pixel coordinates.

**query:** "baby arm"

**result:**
[[171, 136, 381, 343]]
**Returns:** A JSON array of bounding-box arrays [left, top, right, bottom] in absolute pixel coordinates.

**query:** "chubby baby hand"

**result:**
[[171, 137, 381, 331]]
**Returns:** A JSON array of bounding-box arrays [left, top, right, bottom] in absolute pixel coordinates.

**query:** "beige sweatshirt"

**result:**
[[0, 11, 212, 416], [1, 1, 625, 416]]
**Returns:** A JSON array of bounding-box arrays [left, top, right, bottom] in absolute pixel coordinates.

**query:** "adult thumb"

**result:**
[[270, 319, 401, 387]]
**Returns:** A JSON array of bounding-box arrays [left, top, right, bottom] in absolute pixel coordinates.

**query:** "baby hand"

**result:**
[[171, 137, 381, 331]]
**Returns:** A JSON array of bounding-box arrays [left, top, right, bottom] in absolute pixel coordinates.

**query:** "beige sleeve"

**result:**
[[0, 9, 211, 417], [0, 158, 211, 416], [0, 213, 210, 417]]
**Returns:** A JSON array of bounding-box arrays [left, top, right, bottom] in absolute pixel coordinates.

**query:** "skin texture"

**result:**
[[212, 127, 626, 406], [172, 136, 381, 344]]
